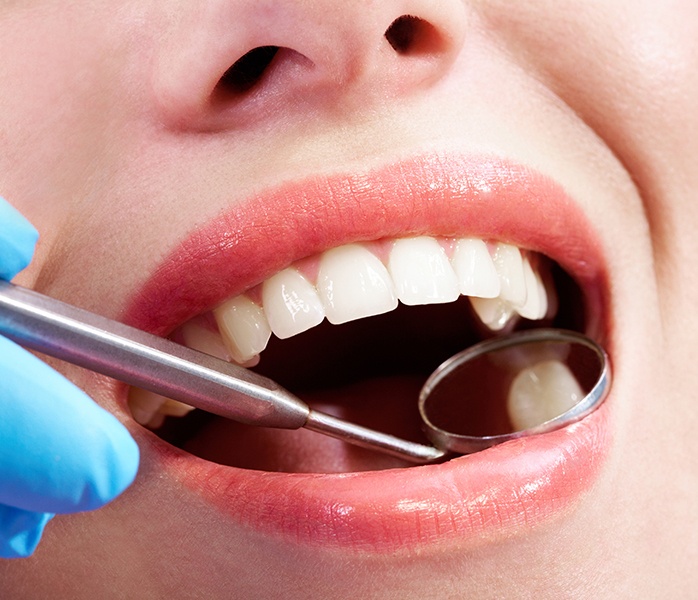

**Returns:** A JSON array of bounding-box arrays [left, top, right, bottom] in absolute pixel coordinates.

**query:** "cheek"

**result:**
[[0, 5, 135, 269]]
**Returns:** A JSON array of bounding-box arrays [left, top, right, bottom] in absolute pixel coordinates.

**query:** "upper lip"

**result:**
[[121, 151, 612, 551], [124, 152, 608, 340]]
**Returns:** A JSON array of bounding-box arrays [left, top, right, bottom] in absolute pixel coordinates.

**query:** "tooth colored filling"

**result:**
[[128, 235, 554, 430]]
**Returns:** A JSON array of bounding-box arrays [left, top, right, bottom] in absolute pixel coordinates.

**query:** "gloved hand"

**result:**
[[0, 198, 139, 558]]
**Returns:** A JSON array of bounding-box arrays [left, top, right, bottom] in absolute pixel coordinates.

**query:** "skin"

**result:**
[[1, 0, 697, 597]]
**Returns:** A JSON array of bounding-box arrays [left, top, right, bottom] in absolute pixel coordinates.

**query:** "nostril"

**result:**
[[217, 45, 280, 95], [384, 15, 444, 55]]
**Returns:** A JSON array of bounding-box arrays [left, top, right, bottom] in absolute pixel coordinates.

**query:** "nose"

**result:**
[[152, 0, 467, 131]]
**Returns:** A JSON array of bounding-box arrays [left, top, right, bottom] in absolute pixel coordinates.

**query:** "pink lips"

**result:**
[[124, 153, 612, 552]]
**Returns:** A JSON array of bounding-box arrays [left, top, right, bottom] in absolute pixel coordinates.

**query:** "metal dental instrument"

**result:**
[[0, 281, 610, 463], [0, 281, 446, 463], [419, 328, 611, 454]]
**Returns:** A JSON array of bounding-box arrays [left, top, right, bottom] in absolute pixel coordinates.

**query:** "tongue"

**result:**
[[182, 376, 427, 473]]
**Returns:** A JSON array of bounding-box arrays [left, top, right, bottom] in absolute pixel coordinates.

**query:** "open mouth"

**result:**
[[121, 154, 610, 549], [127, 235, 585, 473]]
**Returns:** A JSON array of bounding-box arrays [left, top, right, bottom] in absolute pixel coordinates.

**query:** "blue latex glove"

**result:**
[[0, 198, 139, 558]]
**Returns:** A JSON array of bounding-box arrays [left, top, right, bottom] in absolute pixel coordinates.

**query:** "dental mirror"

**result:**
[[418, 328, 611, 455]]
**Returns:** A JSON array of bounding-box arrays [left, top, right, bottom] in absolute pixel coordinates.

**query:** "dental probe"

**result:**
[[0, 281, 447, 464]]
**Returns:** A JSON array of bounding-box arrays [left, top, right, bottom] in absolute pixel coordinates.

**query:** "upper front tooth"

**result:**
[[128, 387, 195, 429], [128, 387, 167, 427], [317, 244, 398, 325], [492, 243, 527, 306], [450, 238, 500, 298], [180, 320, 230, 361], [214, 295, 271, 364], [387, 237, 459, 305], [262, 268, 325, 339], [516, 257, 548, 320]]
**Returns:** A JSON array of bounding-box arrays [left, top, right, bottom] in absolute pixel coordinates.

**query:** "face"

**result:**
[[2, 0, 697, 597]]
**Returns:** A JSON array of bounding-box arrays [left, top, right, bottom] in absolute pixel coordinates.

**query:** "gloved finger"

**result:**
[[0, 335, 139, 514], [0, 198, 38, 281], [0, 505, 53, 559]]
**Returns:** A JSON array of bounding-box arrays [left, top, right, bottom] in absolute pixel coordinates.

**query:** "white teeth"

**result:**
[[317, 244, 398, 324], [128, 388, 195, 429], [492, 243, 527, 306], [214, 295, 271, 364], [159, 398, 196, 417], [450, 238, 500, 298], [262, 268, 325, 339], [467, 242, 532, 331], [507, 359, 585, 431], [200, 236, 553, 362], [146, 237, 553, 429], [516, 257, 548, 320], [128, 387, 166, 427], [388, 237, 459, 305], [468, 296, 518, 331], [180, 320, 230, 361]]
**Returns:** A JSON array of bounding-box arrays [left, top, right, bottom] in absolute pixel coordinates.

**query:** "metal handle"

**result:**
[[0, 281, 446, 463], [0, 280, 309, 428]]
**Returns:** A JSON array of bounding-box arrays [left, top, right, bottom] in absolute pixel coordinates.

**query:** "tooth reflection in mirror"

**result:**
[[418, 330, 610, 454], [506, 360, 584, 431]]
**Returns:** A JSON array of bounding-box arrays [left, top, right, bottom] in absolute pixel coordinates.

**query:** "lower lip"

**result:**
[[126, 153, 612, 551], [152, 401, 609, 552]]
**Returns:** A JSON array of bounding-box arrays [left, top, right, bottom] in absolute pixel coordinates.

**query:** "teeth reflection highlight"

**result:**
[[262, 268, 325, 339], [507, 360, 584, 431], [388, 237, 459, 305], [214, 296, 271, 364], [317, 244, 398, 324]]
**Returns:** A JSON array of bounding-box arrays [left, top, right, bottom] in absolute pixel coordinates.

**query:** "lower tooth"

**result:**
[[469, 296, 517, 331], [507, 360, 584, 431]]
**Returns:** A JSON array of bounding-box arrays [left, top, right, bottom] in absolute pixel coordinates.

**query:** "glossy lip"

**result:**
[[124, 152, 612, 552]]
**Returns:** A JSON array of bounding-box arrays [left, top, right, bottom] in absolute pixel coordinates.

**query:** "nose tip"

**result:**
[[152, 1, 467, 131]]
